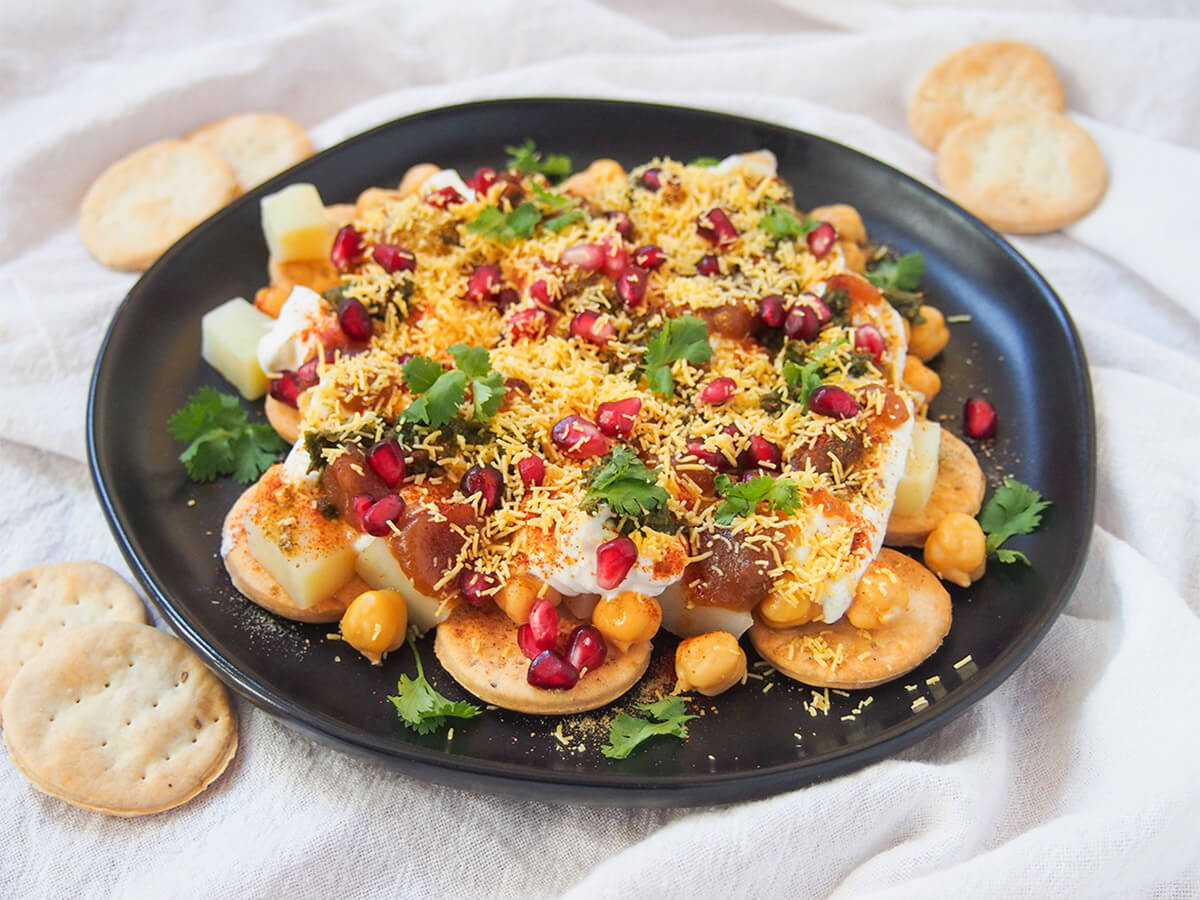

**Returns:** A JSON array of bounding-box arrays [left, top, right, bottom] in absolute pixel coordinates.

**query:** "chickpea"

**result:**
[[757, 592, 820, 629], [397, 162, 440, 198], [494, 574, 559, 626], [254, 284, 290, 318], [902, 355, 942, 403], [675, 632, 747, 697], [924, 513, 987, 588], [560, 158, 627, 199], [846, 562, 910, 630], [807, 203, 867, 245], [840, 241, 867, 273], [355, 186, 403, 219], [909, 305, 950, 362], [591, 591, 661, 651], [340, 589, 408, 665]]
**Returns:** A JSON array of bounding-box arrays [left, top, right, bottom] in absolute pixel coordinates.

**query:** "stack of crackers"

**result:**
[[908, 41, 1107, 233], [79, 112, 313, 271], [0, 562, 236, 817]]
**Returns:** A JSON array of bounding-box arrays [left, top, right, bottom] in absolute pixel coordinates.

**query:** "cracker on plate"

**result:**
[[2, 621, 237, 817], [936, 109, 1107, 233], [78, 139, 239, 271], [186, 112, 313, 192], [908, 40, 1065, 151], [0, 562, 146, 720]]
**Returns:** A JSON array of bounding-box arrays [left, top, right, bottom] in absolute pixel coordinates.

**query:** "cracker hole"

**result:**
[[74, 698, 80, 704], [104, 682, 110, 689], [180, 671, 189, 683], [193, 717, 202, 730], [191, 738, 197, 744], [152, 702, 158, 708], [48, 716, 55, 723], [127, 661, 134, 668], [100, 742, 107, 748], [125, 720, 131, 727], [167, 783, 173, 789]]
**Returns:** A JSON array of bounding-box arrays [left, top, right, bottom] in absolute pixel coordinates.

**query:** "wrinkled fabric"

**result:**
[[1, 1, 1197, 897]]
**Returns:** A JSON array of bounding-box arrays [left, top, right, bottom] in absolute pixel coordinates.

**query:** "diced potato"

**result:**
[[892, 420, 941, 517], [353, 535, 449, 634], [260, 183, 334, 263], [657, 584, 754, 639], [244, 500, 358, 611], [201, 297, 274, 399]]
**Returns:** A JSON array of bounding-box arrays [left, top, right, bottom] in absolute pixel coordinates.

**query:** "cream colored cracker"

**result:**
[[186, 112, 312, 191]]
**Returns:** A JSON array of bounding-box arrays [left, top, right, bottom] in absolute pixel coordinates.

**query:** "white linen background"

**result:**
[[1, 0, 1198, 896]]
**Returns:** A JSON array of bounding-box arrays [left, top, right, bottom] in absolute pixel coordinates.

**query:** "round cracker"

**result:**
[[0, 562, 146, 720], [434, 602, 651, 715], [79, 139, 238, 271], [936, 109, 1107, 233], [886, 429, 985, 547], [908, 41, 1065, 150], [265, 394, 301, 444], [3, 621, 237, 817], [186, 113, 312, 191], [748, 549, 950, 690], [221, 476, 360, 624]]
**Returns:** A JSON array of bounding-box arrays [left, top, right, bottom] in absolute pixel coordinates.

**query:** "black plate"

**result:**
[[88, 99, 1094, 806]]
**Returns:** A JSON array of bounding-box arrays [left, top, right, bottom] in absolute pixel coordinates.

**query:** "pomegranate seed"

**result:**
[[740, 468, 766, 482], [466, 166, 498, 194], [496, 287, 520, 310], [460, 465, 504, 513], [296, 358, 320, 389], [560, 242, 605, 271], [458, 568, 497, 604], [425, 185, 464, 208], [372, 243, 417, 274], [596, 536, 638, 590], [739, 435, 782, 472], [596, 397, 642, 438], [759, 294, 787, 328], [784, 305, 820, 342], [696, 254, 722, 277], [855, 324, 886, 363], [809, 385, 860, 419], [330, 225, 364, 272], [366, 439, 406, 487], [507, 308, 550, 341], [602, 237, 629, 280], [616, 265, 649, 307], [269, 372, 300, 408], [632, 244, 666, 269], [362, 494, 405, 536], [351, 494, 372, 528], [516, 454, 546, 487], [567, 625, 607, 672], [639, 168, 662, 191], [528, 278, 559, 308], [807, 222, 837, 258], [686, 438, 730, 470], [337, 297, 373, 341], [696, 207, 738, 248], [605, 210, 633, 239], [964, 397, 998, 439], [805, 292, 833, 327], [517, 625, 541, 659], [569, 310, 615, 346], [527, 649, 579, 689], [527, 598, 559, 651], [466, 265, 502, 304], [699, 377, 736, 405], [550, 415, 610, 459]]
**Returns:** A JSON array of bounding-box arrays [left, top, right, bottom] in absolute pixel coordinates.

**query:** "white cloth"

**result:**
[[2, 1, 1199, 897]]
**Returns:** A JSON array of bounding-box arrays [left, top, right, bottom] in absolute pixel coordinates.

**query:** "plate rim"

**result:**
[[86, 96, 1096, 806]]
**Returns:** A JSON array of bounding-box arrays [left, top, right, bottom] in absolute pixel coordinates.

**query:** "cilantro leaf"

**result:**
[[389, 633, 481, 734], [400, 355, 467, 427], [758, 201, 817, 242], [601, 696, 697, 759], [447, 343, 507, 422], [713, 473, 804, 524], [504, 138, 572, 182], [978, 477, 1052, 565], [467, 201, 541, 242], [781, 336, 847, 411], [543, 210, 584, 232], [865, 251, 925, 291], [642, 315, 713, 396], [168, 388, 288, 483], [689, 156, 720, 167], [584, 447, 671, 519]]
